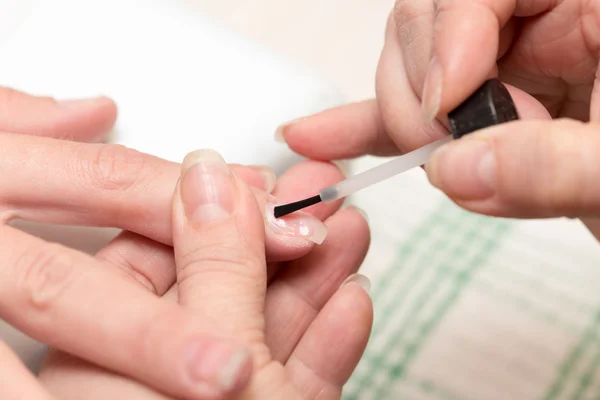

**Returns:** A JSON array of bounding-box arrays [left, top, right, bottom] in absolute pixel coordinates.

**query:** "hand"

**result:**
[[38, 150, 373, 400], [0, 88, 347, 399], [273, 0, 600, 225]]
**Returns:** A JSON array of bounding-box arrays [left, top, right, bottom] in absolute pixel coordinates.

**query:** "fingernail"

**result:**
[[187, 339, 252, 395], [254, 165, 277, 193], [219, 350, 252, 391], [421, 56, 443, 124], [181, 150, 236, 222], [348, 205, 369, 222], [59, 96, 109, 108], [265, 202, 328, 245], [332, 160, 349, 178], [427, 139, 496, 200], [342, 273, 371, 293], [274, 117, 305, 143], [274, 125, 287, 143]]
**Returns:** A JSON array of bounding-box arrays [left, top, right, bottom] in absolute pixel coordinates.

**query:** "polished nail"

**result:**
[[186, 339, 252, 394], [265, 203, 328, 245], [181, 150, 236, 222], [342, 274, 371, 293], [421, 56, 443, 124], [427, 139, 496, 200]]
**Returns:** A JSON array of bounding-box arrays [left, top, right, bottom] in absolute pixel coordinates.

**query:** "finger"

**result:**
[[93, 160, 342, 302], [378, 12, 453, 154], [231, 164, 276, 194], [41, 350, 170, 400], [275, 100, 399, 159], [420, 0, 554, 121], [95, 231, 175, 296], [265, 207, 371, 362], [420, 0, 514, 120], [0, 340, 55, 400], [394, 0, 513, 102], [285, 278, 373, 399], [0, 87, 117, 141], [95, 160, 343, 297], [171, 150, 269, 356], [0, 133, 275, 245], [0, 225, 252, 400], [426, 119, 600, 218], [264, 160, 344, 262], [277, 21, 448, 160]]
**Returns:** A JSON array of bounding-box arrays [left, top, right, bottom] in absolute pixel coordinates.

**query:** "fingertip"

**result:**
[[432, 119, 597, 219], [504, 85, 553, 120], [296, 278, 373, 382], [345, 205, 370, 224], [0, 87, 118, 141], [275, 101, 396, 159], [184, 338, 254, 399], [341, 273, 371, 294], [56, 96, 119, 141], [335, 280, 374, 349], [265, 202, 329, 246]]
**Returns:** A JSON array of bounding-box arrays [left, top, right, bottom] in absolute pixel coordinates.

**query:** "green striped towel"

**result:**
[[344, 156, 600, 400]]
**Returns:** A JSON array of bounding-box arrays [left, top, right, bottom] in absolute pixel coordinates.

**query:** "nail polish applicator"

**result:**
[[273, 79, 519, 219]]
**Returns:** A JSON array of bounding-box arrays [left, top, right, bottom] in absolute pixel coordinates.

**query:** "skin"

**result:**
[[38, 151, 373, 400], [0, 87, 372, 399], [277, 0, 600, 238]]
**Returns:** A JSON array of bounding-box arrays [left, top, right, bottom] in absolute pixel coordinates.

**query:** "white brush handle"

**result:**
[[319, 136, 453, 203]]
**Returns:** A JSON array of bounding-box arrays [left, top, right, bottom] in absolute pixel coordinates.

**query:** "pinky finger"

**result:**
[[285, 276, 373, 399], [0, 340, 55, 400]]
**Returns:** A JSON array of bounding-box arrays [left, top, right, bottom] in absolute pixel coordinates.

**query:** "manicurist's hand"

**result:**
[[274, 0, 600, 228], [38, 150, 373, 400]]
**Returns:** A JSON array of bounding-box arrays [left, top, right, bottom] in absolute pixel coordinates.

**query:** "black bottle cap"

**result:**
[[448, 79, 519, 139]]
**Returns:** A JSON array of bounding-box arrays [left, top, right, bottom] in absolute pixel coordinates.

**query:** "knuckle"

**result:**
[[393, 0, 427, 28], [87, 144, 150, 192], [177, 243, 264, 284], [14, 243, 76, 311], [99, 254, 159, 295]]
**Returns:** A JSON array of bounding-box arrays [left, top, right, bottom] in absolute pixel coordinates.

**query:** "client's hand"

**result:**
[[38, 150, 373, 400], [0, 88, 358, 399]]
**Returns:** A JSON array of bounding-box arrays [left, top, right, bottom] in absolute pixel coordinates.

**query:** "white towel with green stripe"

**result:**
[[345, 155, 600, 400]]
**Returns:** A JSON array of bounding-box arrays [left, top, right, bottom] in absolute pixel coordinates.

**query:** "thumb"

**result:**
[[426, 119, 600, 218], [0, 87, 117, 141], [171, 149, 269, 360]]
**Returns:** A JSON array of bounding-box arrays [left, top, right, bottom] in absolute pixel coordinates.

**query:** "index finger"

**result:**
[[0, 133, 330, 262]]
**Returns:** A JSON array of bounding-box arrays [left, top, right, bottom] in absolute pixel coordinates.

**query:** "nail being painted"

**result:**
[[265, 203, 328, 245]]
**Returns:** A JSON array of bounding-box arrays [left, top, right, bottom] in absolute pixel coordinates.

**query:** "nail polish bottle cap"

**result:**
[[448, 79, 519, 139]]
